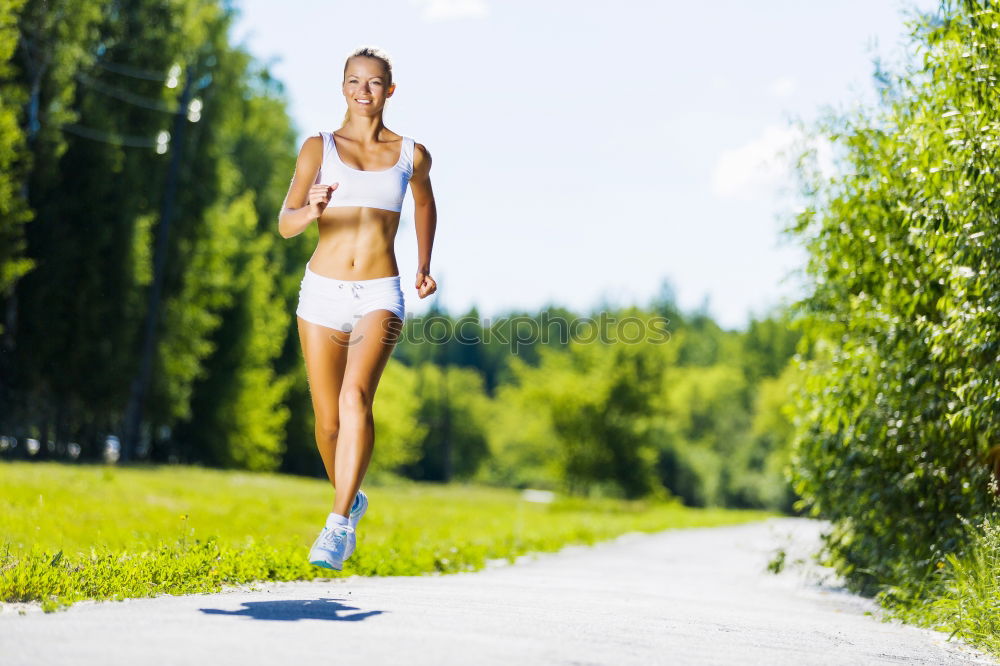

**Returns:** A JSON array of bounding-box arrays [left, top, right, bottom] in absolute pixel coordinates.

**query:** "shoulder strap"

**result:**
[[312, 132, 331, 184], [318, 131, 334, 156], [403, 136, 416, 172]]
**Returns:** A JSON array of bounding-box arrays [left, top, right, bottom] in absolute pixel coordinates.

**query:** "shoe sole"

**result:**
[[309, 551, 343, 570], [309, 558, 342, 570]]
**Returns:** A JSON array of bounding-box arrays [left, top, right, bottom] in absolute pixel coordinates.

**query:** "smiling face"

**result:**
[[343, 56, 395, 115]]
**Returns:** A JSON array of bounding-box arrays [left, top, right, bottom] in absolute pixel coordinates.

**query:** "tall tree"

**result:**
[[0, 0, 32, 309], [6, 0, 301, 471]]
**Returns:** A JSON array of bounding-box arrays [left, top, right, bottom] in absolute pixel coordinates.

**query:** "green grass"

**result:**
[[0, 461, 774, 613], [877, 517, 1000, 660]]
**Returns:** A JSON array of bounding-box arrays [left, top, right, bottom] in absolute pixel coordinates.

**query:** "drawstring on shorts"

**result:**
[[338, 282, 365, 299]]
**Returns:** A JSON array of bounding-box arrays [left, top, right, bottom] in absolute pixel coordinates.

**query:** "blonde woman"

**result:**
[[278, 45, 437, 570]]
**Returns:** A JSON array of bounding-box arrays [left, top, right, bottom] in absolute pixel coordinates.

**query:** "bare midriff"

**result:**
[[308, 205, 401, 281]]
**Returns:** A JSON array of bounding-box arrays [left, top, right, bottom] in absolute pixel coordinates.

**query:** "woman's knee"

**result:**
[[314, 415, 340, 442], [339, 384, 372, 414]]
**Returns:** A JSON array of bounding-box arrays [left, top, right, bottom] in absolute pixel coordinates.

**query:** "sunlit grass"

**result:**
[[0, 461, 774, 612], [880, 517, 1000, 660]]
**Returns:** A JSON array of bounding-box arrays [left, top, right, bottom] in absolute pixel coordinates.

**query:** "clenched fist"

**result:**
[[415, 271, 437, 299], [307, 183, 339, 219]]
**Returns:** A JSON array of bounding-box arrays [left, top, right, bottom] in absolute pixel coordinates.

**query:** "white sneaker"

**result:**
[[349, 489, 368, 529], [344, 524, 358, 559], [308, 524, 355, 570]]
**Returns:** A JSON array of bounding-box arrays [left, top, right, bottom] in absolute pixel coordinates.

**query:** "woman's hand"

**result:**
[[307, 183, 338, 219], [415, 271, 437, 299]]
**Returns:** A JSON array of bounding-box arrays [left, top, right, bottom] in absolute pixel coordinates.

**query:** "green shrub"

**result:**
[[786, 0, 1000, 596]]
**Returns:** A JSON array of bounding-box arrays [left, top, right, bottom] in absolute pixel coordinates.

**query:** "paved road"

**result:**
[[1, 517, 995, 665]]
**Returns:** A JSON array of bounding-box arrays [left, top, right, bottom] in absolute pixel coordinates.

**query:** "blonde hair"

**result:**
[[342, 46, 394, 125]]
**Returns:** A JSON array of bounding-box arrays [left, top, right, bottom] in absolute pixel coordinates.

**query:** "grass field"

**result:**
[[0, 461, 774, 612]]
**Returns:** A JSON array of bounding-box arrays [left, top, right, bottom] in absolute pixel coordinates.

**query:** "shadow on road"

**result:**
[[199, 597, 386, 622]]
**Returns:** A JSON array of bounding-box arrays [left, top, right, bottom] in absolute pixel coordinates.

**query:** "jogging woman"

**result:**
[[278, 45, 437, 570]]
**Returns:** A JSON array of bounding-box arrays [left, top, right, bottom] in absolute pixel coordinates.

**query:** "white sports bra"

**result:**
[[314, 131, 414, 213]]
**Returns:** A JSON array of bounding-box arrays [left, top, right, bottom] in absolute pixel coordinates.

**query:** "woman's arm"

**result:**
[[410, 142, 437, 298], [278, 135, 331, 239]]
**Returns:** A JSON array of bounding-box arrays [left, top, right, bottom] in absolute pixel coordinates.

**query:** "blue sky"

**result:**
[[230, 0, 939, 330]]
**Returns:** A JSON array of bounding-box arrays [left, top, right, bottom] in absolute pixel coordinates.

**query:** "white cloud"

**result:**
[[410, 0, 489, 22], [767, 76, 795, 97], [711, 125, 838, 200]]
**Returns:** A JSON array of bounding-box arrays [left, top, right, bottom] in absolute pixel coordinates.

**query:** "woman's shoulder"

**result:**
[[300, 132, 328, 150], [295, 133, 325, 164], [412, 139, 431, 169]]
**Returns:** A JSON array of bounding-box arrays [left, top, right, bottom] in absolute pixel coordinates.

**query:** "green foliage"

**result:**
[[767, 547, 787, 575], [741, 311, 803, 386], [880, 517, 1000, 659], [658, 363, 750, 505], [503, 312, 674, 499], [786, 0, 1000, 596], [390, 304, 802, 509], [172, 193, 293, 472], [0, 461, 772, 611], [369, 359, 426, 472], [741, 362, 803, 512], [154, 9, 299, 470], [474, 376, 562, 489], [2, 1, 302, 473], [401, 362, 491, 481], [0, 0, 33, 303], [656, 439, 722, 507], [156, 193, 244, 423], [2, 0, 117, 426]]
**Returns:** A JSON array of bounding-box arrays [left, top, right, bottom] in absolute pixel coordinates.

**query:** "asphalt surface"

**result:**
[[1, 517, 995, 665]]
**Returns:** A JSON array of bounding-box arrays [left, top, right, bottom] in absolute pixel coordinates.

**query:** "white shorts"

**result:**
[[296, 261, 405, 333]]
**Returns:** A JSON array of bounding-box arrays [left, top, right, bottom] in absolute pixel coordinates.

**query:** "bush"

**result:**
[[786, 0, 1000, 595]]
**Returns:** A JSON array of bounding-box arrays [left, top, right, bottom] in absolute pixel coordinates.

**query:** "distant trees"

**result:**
[[388, 304, 801, 508]]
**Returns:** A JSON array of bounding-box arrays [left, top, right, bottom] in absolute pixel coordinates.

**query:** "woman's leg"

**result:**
[[333, 308, 403, 517], [297, 316, 352, 495]]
